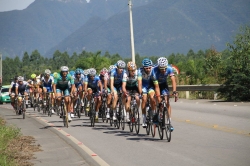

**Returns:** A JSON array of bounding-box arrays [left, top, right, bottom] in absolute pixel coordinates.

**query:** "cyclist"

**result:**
[[122, 61, 142, 122], [15, 76, 32, 114], [151, 57, 177, 131], [41, 69, 55, 114], [53, 66, 75, 122], [9, 76, 18, 109], [139, 58, 157, 127], [110, 60, 127, 120], [84, 68, 102, 121], [72, 68, 84, 115]]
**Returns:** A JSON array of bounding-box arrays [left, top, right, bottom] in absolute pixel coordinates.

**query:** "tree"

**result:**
[[218, 25, 250, 101]]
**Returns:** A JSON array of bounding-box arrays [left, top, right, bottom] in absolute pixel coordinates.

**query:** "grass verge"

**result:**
[[0, 117, 42, 166]]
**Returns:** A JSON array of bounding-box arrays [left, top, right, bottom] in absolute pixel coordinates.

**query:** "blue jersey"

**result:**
[[151, 65, 175, 86], [139, 67, 153, 88], [41, 76, 54, 88], [110, 68, 126, 87], [74, 75, 84, 88], [84, 75, 100, 91]]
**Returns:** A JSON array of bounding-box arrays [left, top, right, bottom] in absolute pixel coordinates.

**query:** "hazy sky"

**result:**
[[0, 0, 91, 12], [0, 0, 35, 12]]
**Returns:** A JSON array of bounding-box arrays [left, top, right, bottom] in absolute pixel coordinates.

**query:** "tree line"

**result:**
[[2, 26, 250, 101]]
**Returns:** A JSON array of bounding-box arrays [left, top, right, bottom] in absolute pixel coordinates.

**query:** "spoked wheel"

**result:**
[[121, 110, 125, 130], [128, 112, 134, 132], [63, 108, 68, 128], [165, 107, 171, 142], [134, 108, 140, 134], [22, 109, 25, 119], [151, 123, 156, 137], [109, 110, 113, 126], [158, 122, 164, 140], [48, 107, 52, 117], [76, 99, 81, 118], [146, 118, 151, 135], [101, 104, 106, 122]]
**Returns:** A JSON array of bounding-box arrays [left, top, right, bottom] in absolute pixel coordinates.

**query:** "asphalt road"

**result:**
[[0, 99, 249, 166]]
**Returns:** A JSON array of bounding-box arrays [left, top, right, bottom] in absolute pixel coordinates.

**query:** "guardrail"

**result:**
[[168, 84, 220, 99], [168, 84, 220, 91]]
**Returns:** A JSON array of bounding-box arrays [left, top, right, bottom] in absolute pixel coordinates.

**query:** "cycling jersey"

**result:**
[[124, 69, 142, 87], [10, 81, 16, 93], [54, 73, 74, 90], [84, 75, 100, 93], [110, 68, 126, 89], [139, 67, 154, 94], [41, 76, 54, 92], [15, 81, 29, 94], [74, 74, 84, 89], [151, 65, 175, 95]]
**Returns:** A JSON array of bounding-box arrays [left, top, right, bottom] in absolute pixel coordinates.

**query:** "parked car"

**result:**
[[0, 85, 11, 104]]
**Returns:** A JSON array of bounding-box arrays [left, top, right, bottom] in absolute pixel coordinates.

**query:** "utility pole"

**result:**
[[128, 0, 135, 63], [0, 53, 2, 87]]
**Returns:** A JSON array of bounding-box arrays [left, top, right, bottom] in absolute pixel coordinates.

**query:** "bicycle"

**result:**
[[43, 92, 54, 117], [15, 94, 27, 119], [155, 93, 178, 141], [88, 93, 97, 127], [100, 92, 108, 123], [115, 91, 125, 130], [145, 96, 153, 135], [128, 92, 140, 134], [33, 93, 42, 113], [56, 95, 69, 128], [73, 90, 84, 118]]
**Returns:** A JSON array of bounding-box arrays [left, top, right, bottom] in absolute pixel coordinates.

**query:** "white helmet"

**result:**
[[108, 65, 117, 72], [117, 60, 126, 68], [44, 69, 51, 75], [88, 68, 96, 76], [157, 57, 168, 68], [18, 76, 24, 81], [60, 66, 69, 72], [83, 69, 89, 76]]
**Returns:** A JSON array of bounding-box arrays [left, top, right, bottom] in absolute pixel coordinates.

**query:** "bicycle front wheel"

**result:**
[[134, 107, 140, 134], [165, 107, 171, 142], [128, 111, 134, 132]]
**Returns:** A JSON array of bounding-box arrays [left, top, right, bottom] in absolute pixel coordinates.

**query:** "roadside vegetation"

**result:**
[[0, 117, 41, 166], [2, 25, 249, 101]]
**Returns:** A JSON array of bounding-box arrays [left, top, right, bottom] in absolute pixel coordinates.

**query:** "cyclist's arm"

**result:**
[[170, 75, 176, 92], [110, 77, 114, 93], [122, 81, 127, 94], [98, 80, 103, 93]]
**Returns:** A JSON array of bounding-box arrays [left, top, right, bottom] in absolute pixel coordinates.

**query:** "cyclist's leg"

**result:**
[[95, 92, 102, 120], [106, 88, 111, 118], [125, 93, 131, 122], [148, 88, 156, 113], [63, 88, 72, 121], [112, 87, 118, 120]]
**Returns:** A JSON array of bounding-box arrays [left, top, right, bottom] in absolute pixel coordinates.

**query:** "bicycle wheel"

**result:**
[[128, 111, 134, 132], [145, 110, 151, 135], [121, 108, 125, 130], [165, 107, 171, 142], [101, 103, 106, 122], [76, 98, 81, 118], [109, 109, 113, 126], [158, 110, 164, 140], [151, 121, 156, 137], [134, 107, 140, 134], [22, 100, 26, 119]]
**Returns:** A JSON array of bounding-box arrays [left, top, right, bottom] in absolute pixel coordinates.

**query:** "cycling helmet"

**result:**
[[100, 68, 108, 76], [75, 68, 81, 75], [127, 61, 137, 70], [88, 68, 96, 76], [60, 66, 69, 72], [80, 69, 84, 74], [44, 69, 51, 75], [117, 60, 126, 69], [142, 58, 153, 67], [18, 76, 24, 81], [31, 73, 36, 79], [108, 65, 117, 72], [53, 72, 59, 78], [157, 57, 168, 68], [69, 70, 75, 76], [83, 69, 89, 76]]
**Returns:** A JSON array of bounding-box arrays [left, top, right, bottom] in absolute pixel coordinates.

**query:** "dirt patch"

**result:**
[[6, 135, 42, 166]]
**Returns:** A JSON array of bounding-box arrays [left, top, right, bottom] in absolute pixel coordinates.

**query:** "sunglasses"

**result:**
[[89, 75, 95, 77], [128, 70, 136, 72], [118, 67, 124, 70], [144, 67, 151, 70], [76, 73, 81, 75], [159, 68, 166, 70]]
